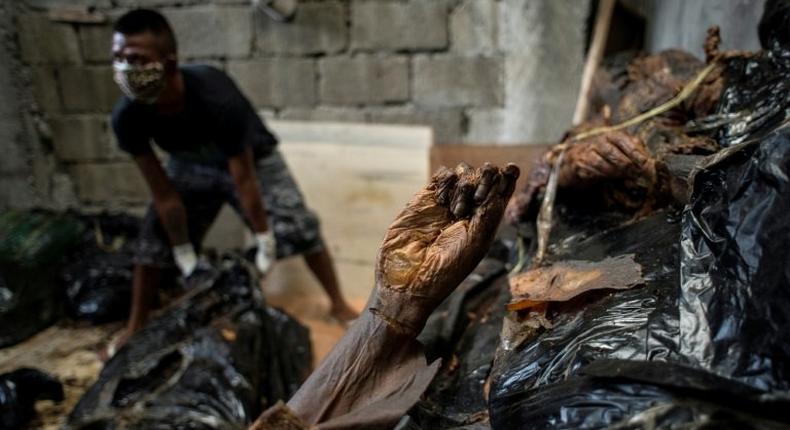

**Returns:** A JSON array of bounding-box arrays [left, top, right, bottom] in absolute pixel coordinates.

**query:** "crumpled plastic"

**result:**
[[61, 213, 140, 324], [409, 256, 510, 428], [687, 45, 790, 147], [65, 255, 312, 429], [489, 93, 790, 430], [0, 368, 64, 430], [0, 210, 84, 348], [679, 124, 790, 391], [489, 212, 682, 427], [490, 178, 790, 429]]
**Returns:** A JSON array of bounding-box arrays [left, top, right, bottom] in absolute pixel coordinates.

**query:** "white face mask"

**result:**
[[112, 61, 166, 104]]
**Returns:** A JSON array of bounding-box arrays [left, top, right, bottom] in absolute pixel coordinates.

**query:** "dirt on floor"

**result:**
[[0, 287, 365, 429], [0, 322, 119, 430]]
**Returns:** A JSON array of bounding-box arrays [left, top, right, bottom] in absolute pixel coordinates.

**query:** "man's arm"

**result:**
[[133, 152, 189, 246], [228, 147, 269, 233]]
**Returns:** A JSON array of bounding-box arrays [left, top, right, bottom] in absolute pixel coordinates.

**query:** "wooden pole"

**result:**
[[572, 0, 616, 126]]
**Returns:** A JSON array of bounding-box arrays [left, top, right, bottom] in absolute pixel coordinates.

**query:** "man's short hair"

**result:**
[[114, 9, 177, 56]]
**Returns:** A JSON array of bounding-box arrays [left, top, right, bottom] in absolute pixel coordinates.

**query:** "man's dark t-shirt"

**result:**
[[111, 65, 277, 166]]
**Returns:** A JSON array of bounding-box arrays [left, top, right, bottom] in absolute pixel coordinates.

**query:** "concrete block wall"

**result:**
[[6, 0, 590, 209]]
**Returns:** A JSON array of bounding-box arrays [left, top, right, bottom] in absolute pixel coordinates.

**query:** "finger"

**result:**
[[450, 162, 477, 218], [497, 163, 520, 198], [466, 164, 520, 257], [583, 150, 618, 178], [451, 178, 476, 218], [592, 143, 634, 175], [474, 162, 499, 203], [431, 166, 459, 207], [608, 133, 649, 167], [455, 162, 473, 177]]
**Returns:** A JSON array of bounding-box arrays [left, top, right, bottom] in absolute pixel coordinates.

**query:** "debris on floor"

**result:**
[[66, 255, 311, 429]]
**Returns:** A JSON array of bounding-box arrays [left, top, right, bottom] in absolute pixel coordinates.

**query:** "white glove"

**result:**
[[172, 243, 198, 277], [255, 231, 277, 275]]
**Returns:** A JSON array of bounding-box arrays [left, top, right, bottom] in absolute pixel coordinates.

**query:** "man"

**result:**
[[108, 9, 358, 354]]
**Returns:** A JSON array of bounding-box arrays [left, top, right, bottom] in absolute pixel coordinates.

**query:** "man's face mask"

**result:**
[[113, 61, 166, 104]]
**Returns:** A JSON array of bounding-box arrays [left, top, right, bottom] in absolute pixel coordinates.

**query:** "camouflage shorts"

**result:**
[[133, 148, 324, 267]]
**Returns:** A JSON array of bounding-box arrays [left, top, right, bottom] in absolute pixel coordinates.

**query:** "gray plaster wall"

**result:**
[[647, 0, 766, 58], [0, 0, 42, 210]]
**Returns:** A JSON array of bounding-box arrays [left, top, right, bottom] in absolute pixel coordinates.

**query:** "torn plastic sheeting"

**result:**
[[0, 368, 64, 430], [66, 256, 312, 429], [410, 257, 510, 428], [680, 123, 790, 391], [687, 45, 790, 147], [491, 359, 790, 430], [0, 211, 85, 348], [489, 212, 682, 427]]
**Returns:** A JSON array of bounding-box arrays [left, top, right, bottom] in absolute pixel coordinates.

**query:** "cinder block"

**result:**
[[367, 106, 463, 144], [227, 59, 315, 108], [31, 66, 62, 113], [351, 0, 448, 51], [50, 173, 80, 209], [59, 66, 122, 113], [256, 1, 346, 55], [79, 25, 113, 63], [413, 55, 503, 107], [17, 14, 82, 64], [278, 107, 368, 123], [163, 6, 252, 59], [0, 175, 36, 210], [319, 56, 409, 105], [70, 162, 150, 203], [450, 0, 498, 54], [0, 139, 28, 176], [50, 115, 125, 162]]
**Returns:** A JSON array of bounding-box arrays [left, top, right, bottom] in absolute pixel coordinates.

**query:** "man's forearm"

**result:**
[[228, 149, 269, 233], [238, 178, 269, 233], [155, 200, 190, 246]]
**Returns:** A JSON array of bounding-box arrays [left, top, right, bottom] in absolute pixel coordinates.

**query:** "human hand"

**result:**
[[373, 163, 519, 331], [554, 131, 651, 186], [255, 231, 277, 275], [172, 243, 198, 277]]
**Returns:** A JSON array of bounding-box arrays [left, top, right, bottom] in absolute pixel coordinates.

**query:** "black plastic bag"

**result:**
[[61, 213, 140, 324], [410, 257, 509, 428], [679, 124, 790, 391], [0, 368, 64, 430], [0, 210, 84, 347], [492, 359, 790, 430], [66, 256, 312, 429], [488, 212, 684, 428], [688, 44, 790, 147]]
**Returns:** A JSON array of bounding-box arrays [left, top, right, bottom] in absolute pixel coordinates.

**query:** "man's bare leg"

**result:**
[[303, 247, 358, 322], [107, 265, 160, 357]]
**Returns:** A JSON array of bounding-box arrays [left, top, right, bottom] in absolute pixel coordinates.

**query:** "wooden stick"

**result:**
[[572, 0, 616, 126]]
